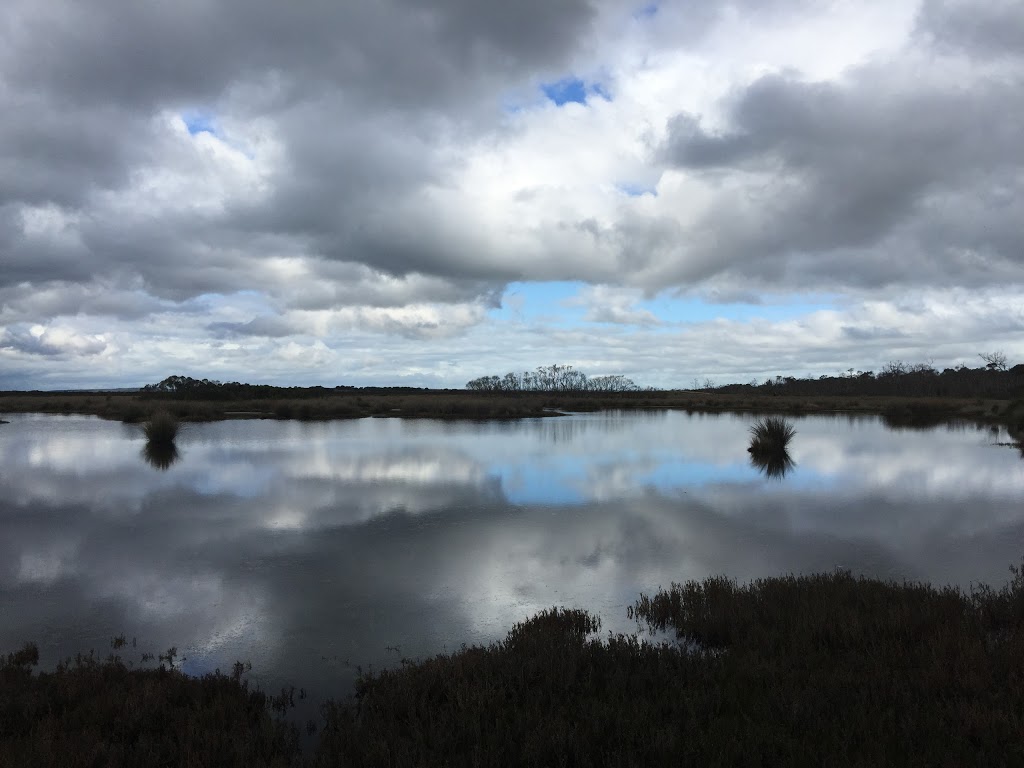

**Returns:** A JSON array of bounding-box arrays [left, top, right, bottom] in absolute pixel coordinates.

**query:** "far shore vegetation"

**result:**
[[4, 561, 1024, 766], [1, 359, 1023, 443]]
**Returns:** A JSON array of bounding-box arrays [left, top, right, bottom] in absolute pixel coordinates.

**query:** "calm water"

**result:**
[[2, 411, 1022, 703]]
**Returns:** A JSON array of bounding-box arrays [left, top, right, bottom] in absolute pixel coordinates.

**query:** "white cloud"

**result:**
[[0, 0, 1021, 387]]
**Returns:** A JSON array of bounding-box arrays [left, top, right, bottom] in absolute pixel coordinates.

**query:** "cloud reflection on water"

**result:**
[[0, 411, 1022, 704]]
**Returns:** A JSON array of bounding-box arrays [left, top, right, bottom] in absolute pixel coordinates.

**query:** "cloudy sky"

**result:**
[[1, 0, 1022, 389]]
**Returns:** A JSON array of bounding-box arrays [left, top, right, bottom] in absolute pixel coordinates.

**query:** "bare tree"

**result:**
[[979, 351, 1008, 371], [880, 361, 907, 377]]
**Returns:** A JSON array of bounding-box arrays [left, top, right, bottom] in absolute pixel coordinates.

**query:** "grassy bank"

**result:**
[[5, 563, 1024, 766], [2, 388, 1022, 432]]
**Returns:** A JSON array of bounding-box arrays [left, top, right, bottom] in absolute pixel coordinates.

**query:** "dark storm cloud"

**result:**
[[660, 60, 1024, 288], [0, 329, 63, 357], [284, 265, 502, 312], [1, 0, 595, 111], [0, 204, 94, 287], [916, 0, 1024, 58], [0, 0, 597, 309]]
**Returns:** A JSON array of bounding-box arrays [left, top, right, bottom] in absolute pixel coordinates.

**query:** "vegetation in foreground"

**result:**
[[0, 645, 300, 767], [5, 563, 1024, 766]]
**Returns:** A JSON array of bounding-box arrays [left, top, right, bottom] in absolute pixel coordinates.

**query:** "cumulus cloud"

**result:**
[[0, 0, 1021, 386], [659, 61, 1024, 289], [0, 325, 108, 358], [916, 0, 1024, 58], [569, 285, 661, 325]]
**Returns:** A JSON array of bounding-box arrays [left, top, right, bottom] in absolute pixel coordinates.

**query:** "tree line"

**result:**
[[466, 365, 644, 393], [710, 357, 1024, 399], [139, 375, 429, 400]]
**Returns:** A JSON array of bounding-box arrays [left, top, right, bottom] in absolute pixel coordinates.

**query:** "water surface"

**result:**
[[2, 411, 1022, 704]]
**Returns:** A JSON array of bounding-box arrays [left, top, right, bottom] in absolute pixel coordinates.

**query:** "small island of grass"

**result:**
[[143, 410, 180, 446]]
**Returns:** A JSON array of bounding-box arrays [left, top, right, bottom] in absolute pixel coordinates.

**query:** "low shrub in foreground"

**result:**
[[315, 566, 1024, 767], [0, 646, 300, 767], [5, 566, 1024, 766]]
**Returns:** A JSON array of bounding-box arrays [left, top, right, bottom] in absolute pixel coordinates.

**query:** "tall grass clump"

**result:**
[[747, 415, 796, 455], [143, 410, 180, 446], [6, 563, 1024, 765], [313, 565, 1024, 766], [0, 643, 301, 767]]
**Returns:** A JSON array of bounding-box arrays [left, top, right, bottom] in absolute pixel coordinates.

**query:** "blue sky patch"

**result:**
[[493, 282, 838, 329], [634, 3, 658, 20], [540, 78, 612, 107], [182, 110, 217, 136], [616, 182, 658, 197], [494, 281, 588, 325], [542, 77, 588, 106]]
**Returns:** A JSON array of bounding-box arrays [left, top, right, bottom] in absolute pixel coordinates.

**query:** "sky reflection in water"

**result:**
[[1, 411, 1022, 704]]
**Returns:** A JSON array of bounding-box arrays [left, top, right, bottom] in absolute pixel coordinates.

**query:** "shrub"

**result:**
[[0, 646, 300, 767], [143, 411, 180, 446], [748, 415, 796, 454]]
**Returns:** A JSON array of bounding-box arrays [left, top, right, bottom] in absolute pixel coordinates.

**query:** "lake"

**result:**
[[2, 410, 1022, 708]]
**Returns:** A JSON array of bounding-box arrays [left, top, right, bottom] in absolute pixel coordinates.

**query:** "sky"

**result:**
[[1, 0, 1022, 390]]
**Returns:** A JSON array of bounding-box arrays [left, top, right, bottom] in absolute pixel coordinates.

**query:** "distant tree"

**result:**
[[465, 365, 642, 393], [589, 375, 640, 392], [979, 351, 1008, 371], [880, 361, 907, 377], [466, 375, 501, 391]]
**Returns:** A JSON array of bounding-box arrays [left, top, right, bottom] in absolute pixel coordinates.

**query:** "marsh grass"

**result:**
[[748, 415, 796, 455], [0, 644, 301, 767], [317, 567, 1024, 767], [6, 565, 1024, 766], [143, 410, 179, 445]]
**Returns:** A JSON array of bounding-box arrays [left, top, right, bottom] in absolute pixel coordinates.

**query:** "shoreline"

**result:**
[[1, 389, 1022, 436]]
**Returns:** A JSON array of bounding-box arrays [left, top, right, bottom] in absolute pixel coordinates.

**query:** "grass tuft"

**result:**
[[748, 415, 796, 455], [143, 411, 180, 446]]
